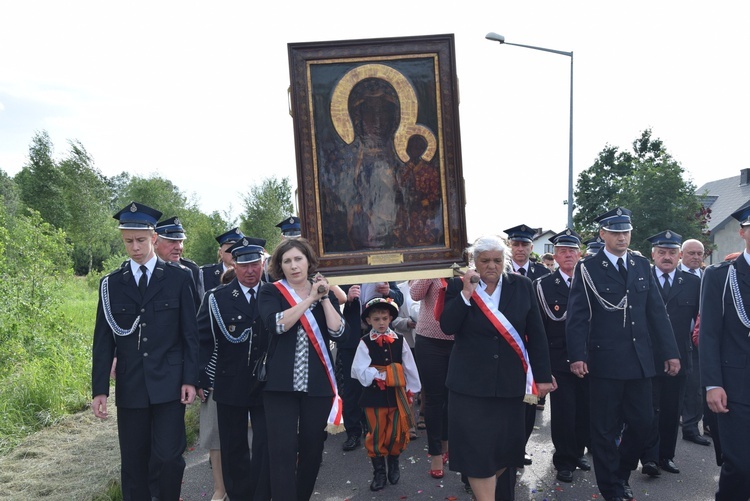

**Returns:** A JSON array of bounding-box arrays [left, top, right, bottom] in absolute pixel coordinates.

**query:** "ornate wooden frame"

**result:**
[[288, 34, 467, 281]]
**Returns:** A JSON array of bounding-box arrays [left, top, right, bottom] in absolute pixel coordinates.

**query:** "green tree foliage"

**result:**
[[240, 176, 294, 253], [182, 209, 235, 266], [0, 169, 23, 216], [15, 131, 71, 229], [574, 129, 709, 255]]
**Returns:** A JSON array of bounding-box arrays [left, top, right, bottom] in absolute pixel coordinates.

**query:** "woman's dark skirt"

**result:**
[[448, 390, 525, 478]]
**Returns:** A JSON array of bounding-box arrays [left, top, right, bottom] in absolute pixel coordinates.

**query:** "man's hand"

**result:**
[[198, 388, 211, 403], [707, 387, 729, 414], [181, 384, 196, 405], [347, 284, 361, 302], [375, 282, 390, 296], [570, 361, 588, 378], [664, 358, 681, 376], [537, 381, 556, 399], [92, 395, 108, 419]]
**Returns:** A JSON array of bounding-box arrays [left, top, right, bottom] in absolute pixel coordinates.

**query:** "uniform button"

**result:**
[[140, 308, 146, 313], [141, 323, 147, 327], [493, 354, 499, 359], [631, 322, 635, 325], [142, 337, 148, 342], [385, 358, 390, 362], [143, 352, 149, 357], [629, 305, 633, 309], [626, 290, 630, 293]]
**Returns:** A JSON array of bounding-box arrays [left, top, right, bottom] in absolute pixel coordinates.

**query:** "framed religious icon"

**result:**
[[288, 33, 468, 281]]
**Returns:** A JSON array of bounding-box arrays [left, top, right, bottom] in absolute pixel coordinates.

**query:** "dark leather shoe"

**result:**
[[523, 453, 533, 465], [660, 458, 680, 474], [642, 461, 660, 476], [683, 433, 711, 446], [575, 456, 591, 471], [556, 469, 573, 482], [342, 434, 361, 451]]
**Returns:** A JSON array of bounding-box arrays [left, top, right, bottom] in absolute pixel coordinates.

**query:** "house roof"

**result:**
[[697, 172, 750, 233]]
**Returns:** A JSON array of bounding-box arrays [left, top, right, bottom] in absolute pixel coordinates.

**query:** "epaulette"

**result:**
[[165, 261, 192, 275], [181, 257, 197, 265], [104, 262, 128, 279], [710, 260, 732, 270], [580, 253, 597, 262]]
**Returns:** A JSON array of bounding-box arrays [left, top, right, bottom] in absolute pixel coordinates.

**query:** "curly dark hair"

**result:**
[[268, 237, 319, 280]]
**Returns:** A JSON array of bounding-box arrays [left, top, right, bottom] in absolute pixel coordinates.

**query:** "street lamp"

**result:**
[[485, 32, 575, 229]]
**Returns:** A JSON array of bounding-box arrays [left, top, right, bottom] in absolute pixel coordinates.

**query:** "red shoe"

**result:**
[[429, 468, 444, 479], [442, 452, 449, 464]]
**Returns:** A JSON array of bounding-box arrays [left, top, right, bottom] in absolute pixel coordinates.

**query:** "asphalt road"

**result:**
[[180, 405, 720, 500]]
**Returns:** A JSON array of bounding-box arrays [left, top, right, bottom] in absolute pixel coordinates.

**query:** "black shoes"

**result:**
[[575, 456, 592, 471], [621, 480, 634, 500], [523, 453, 533, 465], [660, 458, 680, 474], [370, 457, 387, 491], [683, 433, 711, 446], [642, 461, 661, 476], [342, 434, 361, 451], [556, 469, 574, 482]]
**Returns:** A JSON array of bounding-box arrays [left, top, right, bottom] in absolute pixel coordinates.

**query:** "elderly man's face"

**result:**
[[155, 237, 184, 263], [680, 241, 704, 270], [652, 246, 679, 274]]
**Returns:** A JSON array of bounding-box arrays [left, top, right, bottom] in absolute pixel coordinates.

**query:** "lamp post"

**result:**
[[485, 32, 575, 229]]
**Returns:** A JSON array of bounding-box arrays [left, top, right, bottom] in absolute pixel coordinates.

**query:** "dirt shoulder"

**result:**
[[0, 407, 120, 500]]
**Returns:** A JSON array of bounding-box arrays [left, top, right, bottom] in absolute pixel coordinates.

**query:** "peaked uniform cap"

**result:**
[[155, 216, 187, 240], [594, 207, 633, 232], [276, 216, 302, 237], [647, 229, 682, 248], [550, 227, 582, 248], [503, 224, 536, 243], [226, 236, 267, 263], [113, 202, 162, 229], [215, 227, 244, 245]]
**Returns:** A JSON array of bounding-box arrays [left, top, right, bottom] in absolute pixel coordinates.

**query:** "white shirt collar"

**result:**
[[602, 247, 627, 269], [131, 254, 157, 277]]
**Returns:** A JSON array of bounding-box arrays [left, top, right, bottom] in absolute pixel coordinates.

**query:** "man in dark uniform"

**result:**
[[566, 207, 680, 501], [276, 216, 302, 239], [91, 202, 199, 501], [636, 230, 700, 477], [503, 223, 550, 465], [201, 227, 244, 292], [679, 239, 712, 446], [197, 237, 271, 500], [155, 216, 203, 309], [504, 224, 551, 280], [584, 237, 605, 256], [338, 281, 403, 451], [535, 228, 591, 483], [700, 206, 750, 500]]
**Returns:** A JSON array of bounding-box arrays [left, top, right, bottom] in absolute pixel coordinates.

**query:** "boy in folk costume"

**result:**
[[352, 298, 422, 491]]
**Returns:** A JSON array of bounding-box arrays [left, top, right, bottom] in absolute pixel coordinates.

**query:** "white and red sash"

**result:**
[[472, 286, 538, 403], [274, 280, 343, 426]]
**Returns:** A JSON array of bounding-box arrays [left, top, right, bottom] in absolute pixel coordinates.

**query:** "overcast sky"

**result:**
[[1, 1, 748, 241]]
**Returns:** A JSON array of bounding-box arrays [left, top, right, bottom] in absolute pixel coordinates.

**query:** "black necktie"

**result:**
[[247, 288, 256, 317], [617, 257, 628, 282], [518, 267, 526, 276], [138, 265, 148, 296], [662, 273, 671, 301], [567, 277, 572, 287]]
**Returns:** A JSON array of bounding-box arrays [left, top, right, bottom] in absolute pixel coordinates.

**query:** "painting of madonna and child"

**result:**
[[288, 34, 467, 274]]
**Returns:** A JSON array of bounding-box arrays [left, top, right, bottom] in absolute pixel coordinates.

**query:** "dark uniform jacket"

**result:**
[[535, 270, 573, 372], [91, 258, 199, 408], [700, 257, 750, 404], [516, 261, 551, 281], [201, 262, 226, 293], [180, 256, 204, 307], [565, 250, 679, 380], [197, 278, 269, 407], [439, 274, 552, 398], [257, 283, 346, 396], [652, 266, 700, 375], [357, 334, 404, 408]]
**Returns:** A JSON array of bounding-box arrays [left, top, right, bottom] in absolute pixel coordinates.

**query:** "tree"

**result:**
[[240, 176, 294, 253], [115, 174, 190, 218], [14, 131, 70, 230], [58, 141, 118, 275], [0, 169, 23, 216], [573, 129, 710, 255]]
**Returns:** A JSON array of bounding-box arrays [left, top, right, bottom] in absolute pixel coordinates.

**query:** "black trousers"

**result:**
[[640, 374, 686, 463], [414, 335, 453, 455], [216, 402, 271, 500], [715, 401, 750, 500], [550, 369, 590, 471], [336, 348, 365, 438], [589, 377, 652, 501], [117, 400, 186, 501], [681, 348, 703, 436], [263, 391, 331, 501]]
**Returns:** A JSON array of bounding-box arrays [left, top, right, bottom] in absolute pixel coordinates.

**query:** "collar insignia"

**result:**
[[602, 260, 609, 268], [232, 289, 240, 297], [630, 259, 635, 266], [215, 269, 221, 275], [554, 278, 560, 285]]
